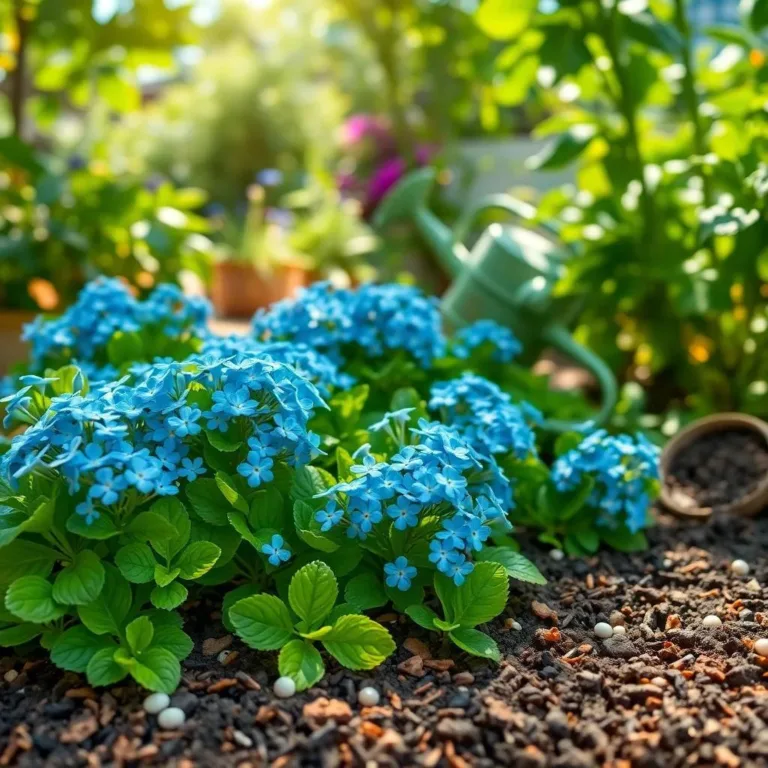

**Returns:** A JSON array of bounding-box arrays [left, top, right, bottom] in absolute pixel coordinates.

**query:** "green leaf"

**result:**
[[51, 626, 114, 673], [0, 506, 29, 548], [291, 466, 336, 509], [601, 527, 648, 553], [330, 384, 369, 433], [107, 331, 144, 367], [52, 551, 105, 606], [149, 499, 190, 561], [475, 548, 547, 585], [66, 512, 119, 540], [322, 614, 395, 670], [126, 511, 178, 541], [288, 561, 338, 629], [336, 447, 355, 483], [229, 594, 294, 650], [86, 647, 127, 687], [115, 543, 157, 584], [0, 623, 42, 646], [623, 10, 683, 54], [436, 562, 508, 628], [405, 604, 440, 631], [278, 639, 325, 692], [5, 576, 66, 623], [249, 488, 285, 530], [154, 565, 181, 588], [554, 431, 583, 457], [299, 625, 332, 641], [449, 628, 500, 662], [345, 573, 388, 611], [215, 472, 249, 514], [150, 582, 188, 611], [205, 427, 243, 453], [125, 647, 181, 694], [126, 616, 154, 655], [78, 566, 132, 635], [527, 126, 596, 171], [435, 618, 460, 632], [144, 610, 191, 654], [186, 478, 229, 526], [0, 540, 58, 585], [222, 584, 261, 633], [293, 500, 340, 553], [175, 541, 221, 580], [475, 0, 537, 40]]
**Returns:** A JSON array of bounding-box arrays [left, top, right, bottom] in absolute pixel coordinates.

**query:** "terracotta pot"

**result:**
[[210, 262, 310, 319], [0, 310, 35, 376], [660, 412, 768, 520]]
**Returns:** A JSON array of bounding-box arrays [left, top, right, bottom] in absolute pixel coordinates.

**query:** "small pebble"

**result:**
[[217, 650, 231, 664], [702, 615, 722, 628], [273, 676, 296, 699], [549, 549, 565, 561], [233, 730, 253, 748], [358, 686, 380, 707], [143, 693, 171, 714], [754, 638, 768, 657], [3, 670, 18, 683], [511, 620, 522, 631], [651, 676, 667, 687], [663, 559, 673, 568], [612, 625, 627, 635], [731, 559, 750, 577], [594, 622, 614, 639], [157, 707, 186, 730]]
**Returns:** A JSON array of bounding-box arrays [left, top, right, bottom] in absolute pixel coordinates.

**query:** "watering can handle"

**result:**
[[453, 194, 566, 254], [540, 324, 619, 433]]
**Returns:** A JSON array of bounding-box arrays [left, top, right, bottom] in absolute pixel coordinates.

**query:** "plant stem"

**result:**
[[10, 0, 28, 140], [673, 0, 712, 206], [600, 2, 656, 246]]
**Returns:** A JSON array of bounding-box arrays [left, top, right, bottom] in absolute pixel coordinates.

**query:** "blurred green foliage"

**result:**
[[473, 0, 768, 418], [0, 136, 212, 311]]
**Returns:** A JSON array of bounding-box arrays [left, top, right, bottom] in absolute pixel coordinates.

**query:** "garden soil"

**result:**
[[2, 511, 768, 767]]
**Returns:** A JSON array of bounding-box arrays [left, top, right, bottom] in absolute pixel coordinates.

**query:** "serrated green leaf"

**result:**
[[175, 541, 221, 580], [0, 623, 42, 646], [5, 576, 66, 623], [216, 471, 249, 514], [126, 616, 154, 655], [154, 564, 181, 588], [126, 510, 178, 541], [449, 627, 500, 662], [50, 626, 114, 672], [107, 331, 144, 367], [185, 478, 229, 526], [126, 647, 181, 694], [78, 565, 132, 635], [222, 584, 261, 633], [293, 500, 340, 553], [345, 572, 388, 611], [436, 562, 508, 628], [115, 543, 157, 584], [150, 581, 188, 610], [66, 512, 119, 540], [288, 561, 338, 629], [249, 488, 285, 530], [405, 604, 440, 631], [0, 540, 58, 585], [229, 594, 294, 650], [52, 551, 105, 606], [86, 647, 127, 687], [149, 499, 190, 561], [278, 639, 325, 691], [322, 614, 395, 670]]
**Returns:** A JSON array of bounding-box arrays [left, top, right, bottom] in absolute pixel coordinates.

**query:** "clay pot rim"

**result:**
[[660, 412, 768, 520]]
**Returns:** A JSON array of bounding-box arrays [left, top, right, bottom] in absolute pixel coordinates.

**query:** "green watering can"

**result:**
[[373, 167, 618, 432]]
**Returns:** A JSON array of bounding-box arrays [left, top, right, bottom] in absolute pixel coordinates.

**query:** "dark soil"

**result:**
[[3, 512, 768, 767], [666, 428, 768, 511]]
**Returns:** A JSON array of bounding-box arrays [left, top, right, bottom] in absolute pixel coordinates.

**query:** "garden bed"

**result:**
[[2, 510, 767, 767]]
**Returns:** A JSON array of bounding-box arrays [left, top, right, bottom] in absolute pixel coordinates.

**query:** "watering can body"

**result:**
[[374, 167, 618, 431]]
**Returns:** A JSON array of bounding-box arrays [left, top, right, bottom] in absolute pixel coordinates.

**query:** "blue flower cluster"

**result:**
[[251, 282, 447, 368], [199, 335, 352, 398], [315, 413, 513, 588], [551, 429, 660, 533], [429, 373, 540, 462], [1, 351, 324, 523], [451, 320, 522, 363], [22, 278, 211, 374]]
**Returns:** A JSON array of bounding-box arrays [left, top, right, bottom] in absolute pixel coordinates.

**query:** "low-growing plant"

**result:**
[[229, 561, 395, 690], [406, 561, 509, 662]]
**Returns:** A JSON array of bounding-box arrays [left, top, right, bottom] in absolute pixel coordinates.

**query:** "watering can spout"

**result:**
[[373, 167, 465, 277]]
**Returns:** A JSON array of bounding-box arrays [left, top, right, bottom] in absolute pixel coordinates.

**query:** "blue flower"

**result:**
[[88, 467, 124, 506], [384, 556, 417, 591], [262, 534, 291, 566], [387, 497, 420, 530], [125, 456, 161, 494], [76, 500, 100, 525], [464, 517, 491, 551], [436, 466, 468, 504], [452, 319, 522, 363], [442, 553, 474, 586], [436, 515, 469, 550], [178, 457, 206, 482], [167, 406, 202, 438], [237, 452, 274, 488], [315, 500, 343, 532], [428, 539, 457, 572]]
